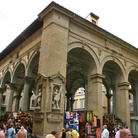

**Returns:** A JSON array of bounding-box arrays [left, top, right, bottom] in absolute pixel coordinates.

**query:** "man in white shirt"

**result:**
[[101, 125, 109, 138]]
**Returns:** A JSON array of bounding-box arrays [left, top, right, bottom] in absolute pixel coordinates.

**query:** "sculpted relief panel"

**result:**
[[52, 85, 62, 109]]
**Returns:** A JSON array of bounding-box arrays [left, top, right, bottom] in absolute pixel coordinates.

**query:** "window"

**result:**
[[80, 99, 84, 108]]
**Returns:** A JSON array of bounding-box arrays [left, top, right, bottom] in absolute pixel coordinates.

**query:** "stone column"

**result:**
[[34, 6, 68, 136], [85, 82, 88, 110], [71, 96, 75, 112], [116, 82, 130, 128], [112, 84, 116, 115], [66, 93, 70, 111], [135, 83, 138, 116], [88, 73, 105, 129], [106, 92, 113, 114], [6, 83, 16, 112], [15, 95, 22, 112], [0, 88, 4, 111], [22, 76, 31, 111]]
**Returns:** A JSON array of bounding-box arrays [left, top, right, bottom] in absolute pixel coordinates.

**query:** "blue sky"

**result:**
[[0, 0, 138, 53]]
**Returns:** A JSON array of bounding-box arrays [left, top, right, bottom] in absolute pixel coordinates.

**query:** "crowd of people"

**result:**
[[0, 111, 133, 138], [45, 125, 133, 138], [101, 125, 133, 138], [0, 123, 37, 138], [0, 112, 36, 138], [0, 123, 134, 138]]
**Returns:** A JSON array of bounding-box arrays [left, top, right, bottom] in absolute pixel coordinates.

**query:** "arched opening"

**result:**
[[12, 63, 25, 111], [1, 71, 11, 111], [102, 60, 124, 115], [128, 70, 138, 116], [27, 52, 40, 111], [128, 69, 138, 135], [66, 47, 96, 112]]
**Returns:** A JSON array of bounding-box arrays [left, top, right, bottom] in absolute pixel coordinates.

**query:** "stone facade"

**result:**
[[0, 1, 138, 137]]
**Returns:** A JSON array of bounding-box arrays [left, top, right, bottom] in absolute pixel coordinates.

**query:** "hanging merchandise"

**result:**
[[70, 112, 74, 118], [96, 128, 101, 138], [92, 113, 95, 125], [66, 111, 70, 119], [86, 112, 92, 122], [85, 122, 91, 135], [97, 118, 100, 128], [93, 116, 97, 127], [81, 113, 86, 124], [69, 117, 74, 127], [73, 113, 79, 131], [64, 111, 98, 138]]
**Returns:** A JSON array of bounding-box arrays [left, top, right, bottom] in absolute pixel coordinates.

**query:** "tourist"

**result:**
[[68, 126, 78, 138], [115, 127, 120, 138], [45, 134, 55, 138], [101, 125, 109, 138], [15, 124, 20, 134], [120, 129, 132, 138], [0, 131, 5, 138], [60, 128, 66, 138], [0, 125, 5, 134], [17, 126, 26, 138], [51, 131, 59, 138], [66, 128, 75, 138], [7, 123, 16, 138]]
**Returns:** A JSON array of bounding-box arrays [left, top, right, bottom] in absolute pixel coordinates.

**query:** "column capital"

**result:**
[[0, 88, 5, 94], [24, 76, 32, 84], [118, 82, 130, 87], [90, 73, 105, 79], [118, 82, 130, 90], [9, 83, 16, 90], [90, 73, 105, 83]]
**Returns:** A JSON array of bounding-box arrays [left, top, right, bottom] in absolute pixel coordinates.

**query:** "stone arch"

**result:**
[[66, 42, 99, 111], [100, 55, 126, 80], [101, 55, 126, 115], [68, 41, 100, 73], [21, 50, 40, 111], [1, 68, 12, 88], [127, 65, 138, 80], [7, 61, 26, 112], [11, 59, 26, 83], [127, 65, 138, 116], [26, 50, 40, 77]]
